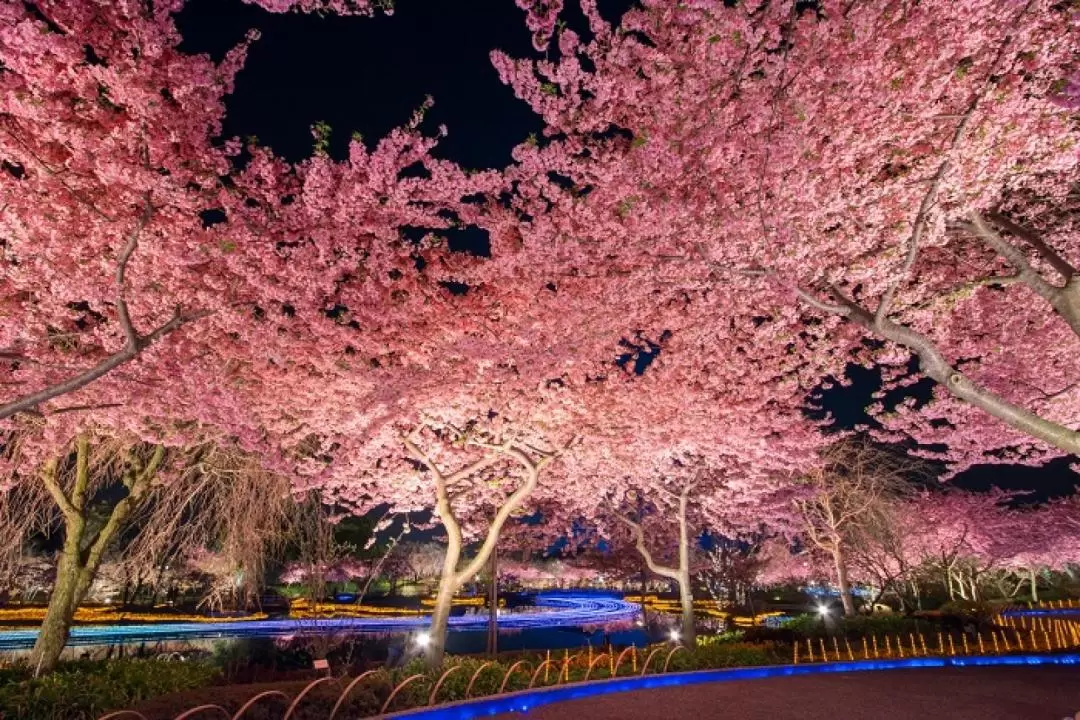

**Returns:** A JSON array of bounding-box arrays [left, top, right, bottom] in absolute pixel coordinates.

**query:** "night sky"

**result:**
[[177, 0, 640, 167], [177, 0, 1077, 502]]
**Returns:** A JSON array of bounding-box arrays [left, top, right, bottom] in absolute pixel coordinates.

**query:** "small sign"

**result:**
[[313, 659, 330, 671]]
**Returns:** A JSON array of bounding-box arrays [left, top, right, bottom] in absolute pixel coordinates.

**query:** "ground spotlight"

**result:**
[[669, 628, 681, 642], [817, 604, 830, 616], [415, 631, 431, 648]]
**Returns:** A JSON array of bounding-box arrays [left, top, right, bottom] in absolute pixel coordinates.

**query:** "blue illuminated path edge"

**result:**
[[1002, 608, 1080, 617], [0, 593, 639, 650], [383, 653, 1080, 719]]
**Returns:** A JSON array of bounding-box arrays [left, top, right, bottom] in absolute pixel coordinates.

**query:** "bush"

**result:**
[[0, 658, 220, 720], [780, 612, 932, 639], [671, 641, 786, 671], [938, 600, 997, 622], [698, 629, 745, 644]]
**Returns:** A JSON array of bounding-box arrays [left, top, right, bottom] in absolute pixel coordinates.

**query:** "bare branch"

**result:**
[[115, 191, 154, 347], [615, 513, 681, 582], [875, 97, 982, 324]]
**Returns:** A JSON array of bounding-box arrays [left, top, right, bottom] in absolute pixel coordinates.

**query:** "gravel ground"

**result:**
[[491, 666, 1080, 720]]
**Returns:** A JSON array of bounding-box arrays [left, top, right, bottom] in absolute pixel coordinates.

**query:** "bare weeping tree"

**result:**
[[795, 440, 915, 616], [0, 428, 304, 675], [0, 432, 169, 674]]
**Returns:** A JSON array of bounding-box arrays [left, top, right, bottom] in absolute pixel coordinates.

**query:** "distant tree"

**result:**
[[795, 441, 914, 616]]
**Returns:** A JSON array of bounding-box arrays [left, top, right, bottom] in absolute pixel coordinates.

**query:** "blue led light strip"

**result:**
[[1001, 609, 1080, 617], [0, 593, 639, 650], [383, 653, 1080, 720]]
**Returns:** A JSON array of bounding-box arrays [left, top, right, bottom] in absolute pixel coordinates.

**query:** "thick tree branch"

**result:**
[[795, 286, 852, 316], [799, 286, 1080, 455], [986, 211, 1076, 281], [961, 213, 1060, 303], [455, 438, 571, 582], [402, 433, 464, 556], [70, 435, 90, 511], [0, 307, 211, 421], [39, 457, 76, 519], [77, 445, 164, 598], [616, 513, 681, 582]]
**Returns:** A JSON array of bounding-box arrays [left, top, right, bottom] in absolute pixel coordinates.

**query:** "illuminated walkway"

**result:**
[[487, 665, 1080, 720], [0, 593, 638, 650]]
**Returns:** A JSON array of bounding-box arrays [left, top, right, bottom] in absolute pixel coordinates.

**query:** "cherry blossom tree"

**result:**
[[0, 0, 491, 460], [400, 421, 572, 667], [532, 367, 823, 645], [486, 0, 1080, 475], [391, 541, 446, 586], [10, 434, 166, 673], [699, 537, 765, 611], [756, 537, 825, 589]]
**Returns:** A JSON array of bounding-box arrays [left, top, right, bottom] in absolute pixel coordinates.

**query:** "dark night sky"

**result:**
[[177, 0, 1077, 502], [177, 0, 640, 167]]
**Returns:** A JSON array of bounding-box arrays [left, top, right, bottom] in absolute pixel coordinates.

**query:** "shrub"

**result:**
[[0, 658, 220, 720], [938, 600, 997, 622], [697, 629, 745, 645], [781, 613, 932, 638], [657, 640, 785, 673]]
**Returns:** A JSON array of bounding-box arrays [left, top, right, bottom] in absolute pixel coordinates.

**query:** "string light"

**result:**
[[0, 593, 639, 650]]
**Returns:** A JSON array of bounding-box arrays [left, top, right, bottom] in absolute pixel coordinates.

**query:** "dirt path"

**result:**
[[491, 666, 1080, 720]]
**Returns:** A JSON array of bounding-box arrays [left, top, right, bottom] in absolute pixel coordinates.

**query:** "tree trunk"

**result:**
[[29, 553, 81, 675], [30, 440, 163, 675], [427, 571, 457, 667], [676, 570, 695, 646], [1029, 568, 1039, 603], [639, 563, 648, 622], [833, 550, 856, 616], [676, 502, 695, 646], [486, 548, 498, 657], [622, 484, 697, 647], [402, 436, 552, 669]]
